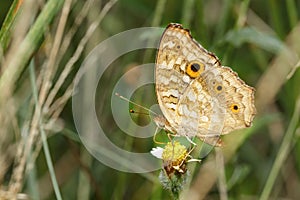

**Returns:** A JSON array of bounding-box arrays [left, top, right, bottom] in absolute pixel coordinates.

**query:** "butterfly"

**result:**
[[154, 23, 256, 146]]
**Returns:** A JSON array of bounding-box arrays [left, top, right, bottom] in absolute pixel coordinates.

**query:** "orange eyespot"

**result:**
[[230, 104, 240, 113], [186, 61, 205, 78]]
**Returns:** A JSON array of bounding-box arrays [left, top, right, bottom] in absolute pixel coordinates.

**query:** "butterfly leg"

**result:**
[[167, 132, 177, 141], [199, 136, 223, 147], [176, 143, 201, 167], [153, 126, 168, 144], [185, 136, 197, 146]]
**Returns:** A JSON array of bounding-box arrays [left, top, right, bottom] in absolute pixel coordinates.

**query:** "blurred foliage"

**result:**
[[0, 1, 13, 25], [0, 0, 300, 200]]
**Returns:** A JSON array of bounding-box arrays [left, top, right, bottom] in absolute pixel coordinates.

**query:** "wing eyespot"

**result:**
[[186, 61, 205, 78], [214, 84, 223, 93], [230, 103, 240, 113]]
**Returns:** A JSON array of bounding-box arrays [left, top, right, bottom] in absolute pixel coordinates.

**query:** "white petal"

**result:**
[[150, 147, 164, 159]]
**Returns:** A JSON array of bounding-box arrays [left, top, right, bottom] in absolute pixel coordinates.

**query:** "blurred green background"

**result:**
[[0, 0, 300, 199]]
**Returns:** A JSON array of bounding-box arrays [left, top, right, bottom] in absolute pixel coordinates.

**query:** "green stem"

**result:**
[[268, 0, 284, 38], [286, 0, 298, 28], [29, 60, 62, 200], [260, 96, 300, 200], [0, 0, 21, 51], [151, 0, 167, 27], [0, 0, 64, 104], [181, 0, 195, 26]]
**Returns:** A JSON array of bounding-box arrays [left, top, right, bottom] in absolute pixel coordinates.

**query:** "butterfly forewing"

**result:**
[[155, 24, 220, 129]]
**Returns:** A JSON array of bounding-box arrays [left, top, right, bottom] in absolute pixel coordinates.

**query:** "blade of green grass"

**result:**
[[268, 0, 284, 38], [29, 60, 62, 200], [286, 0, 298, 28], [260, 95, 300, 200], [221, 27, 286, 54], [194, 1, 207, 46], [213, 0, 234, 42], [0, 0, 64, 104], [235, 0, 250, 28], [0, 0, 22, 51], [181, 0, 195, 27], [151, 0, 167, 27]]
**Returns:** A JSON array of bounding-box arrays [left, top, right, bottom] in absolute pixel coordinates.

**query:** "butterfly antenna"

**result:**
[[115, 93, 158, 116], [129, 109, 149, 115]]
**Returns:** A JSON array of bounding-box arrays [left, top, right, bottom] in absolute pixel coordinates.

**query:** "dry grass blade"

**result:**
[[286, 59, 300, 80], [1, 1, 64, 197], [216, 148, 228, 200], [260, 94, 300, 199], [256, 23, 300, 111], [58, 0, 95, 62], [44, 0, 118, 110], [39, 0, 73, 106]]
